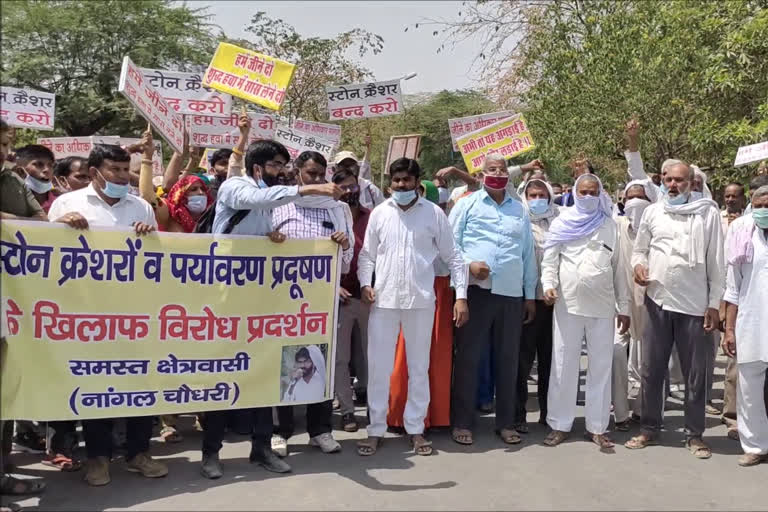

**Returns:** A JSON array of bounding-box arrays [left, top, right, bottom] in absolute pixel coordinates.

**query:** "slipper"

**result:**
[[451, 428, 473, 445], [686, 439, 712, 459], [624, 434, 658, 450], [499, 429, 521, 445], [41, 453, 82, 472], [160, 426, 183, 444], [410, 435, 433, 456], [0, 475, 46, 496], [356, 436, 382, 456], [543, 430, 569, 447], [586, 432, 615, 450]]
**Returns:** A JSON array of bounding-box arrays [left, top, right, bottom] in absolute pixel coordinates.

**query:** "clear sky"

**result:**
[[196, 0, 481, 94]]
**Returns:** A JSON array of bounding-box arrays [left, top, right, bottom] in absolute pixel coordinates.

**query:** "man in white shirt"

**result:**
[[540, 174, 630, 449], [356, 157, 468, 457], [723, 186, 768, 467], [282, 346, 327, 403], [627, 161, 724, 459], [47, 144, 163, 487]]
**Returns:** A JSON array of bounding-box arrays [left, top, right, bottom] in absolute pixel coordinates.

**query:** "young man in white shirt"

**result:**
[[540, 174, 630, 450], [356, 158, 468, 457], [723, 186, 768, 467], [627, 161, 724, 459], [47, 144, 162, 487]]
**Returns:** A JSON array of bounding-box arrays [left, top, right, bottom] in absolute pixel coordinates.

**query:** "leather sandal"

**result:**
[[410, 435, 433, 456], [356, 436, 382, 456], [451, 428, 473, 445], [543, 430, 569, 447]]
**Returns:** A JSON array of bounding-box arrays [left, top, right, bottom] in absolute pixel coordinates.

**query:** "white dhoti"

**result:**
[[366, 306, 435, 437], [612, 329, 631, 423], [737, 360, 768, 455], [547, 300, 615, 434]]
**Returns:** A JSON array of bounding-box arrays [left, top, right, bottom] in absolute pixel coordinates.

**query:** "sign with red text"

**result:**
[[118, 56, 185, 154], [186, 112, 276, 149], [203, 42, 295, 111], [734, 141, 768, 167], [448, 110, 516, 152], [274, 125, 337, 160], [1, 86, 55, 131], [37, 136, 164, 177], [140, 68, 232, 116], [0, 220, 340, 420], [456, 114, 535, 174], [292, 119, 341, 147], [326, 79, 402, 120]]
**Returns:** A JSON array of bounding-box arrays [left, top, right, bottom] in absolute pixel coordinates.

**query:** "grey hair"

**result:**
[[753, 185, 768, 202], [665, 161, 694, 181], [661, 159, 683, 175], [579, 174, 600, 186], [483, 153, 507, 169]]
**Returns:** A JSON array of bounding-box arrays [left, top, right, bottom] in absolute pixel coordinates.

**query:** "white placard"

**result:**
[[39, 136, 164, 177], [140, 67, 232, 116], [448, 111, 516, 152], [734, 141, 768, 167], [292, 119, 341, 146], [326, 79, 402, 120], [118, 56, 184, 154], [1, 86, 55, 131], [274, 124, 337, 160], [186, 113, 276, 149]]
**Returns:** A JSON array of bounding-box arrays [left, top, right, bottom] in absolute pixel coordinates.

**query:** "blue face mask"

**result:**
[[186, 195, 208, 213], [98, 171, 130, 199], [25, 175, 53, 194], [665, 191, 689, 206], [391, 189, 417, 205], [575, 194, 600, 213], [528, 198, 549, 215], [753, 208, 768, 229], [660, 182, 669, 195]]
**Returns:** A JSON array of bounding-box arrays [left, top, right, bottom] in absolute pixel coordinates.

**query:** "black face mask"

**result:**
[[342, 191, 360, 207]]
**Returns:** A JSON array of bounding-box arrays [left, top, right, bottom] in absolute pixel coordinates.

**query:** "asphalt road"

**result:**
[[5, 356, 766, 511]]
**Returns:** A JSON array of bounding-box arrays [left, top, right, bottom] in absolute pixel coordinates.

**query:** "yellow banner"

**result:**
[[203, 42, 295, 111], [456, 114, 536, 174], [0, 221, 339, 420]]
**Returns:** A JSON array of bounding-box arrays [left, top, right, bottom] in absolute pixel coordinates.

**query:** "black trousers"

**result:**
[[49, 421, 78, 455], [201, 407, 272, 456], [83, 416, 152, 460], [275, 401, 333, 439], [452, 287, 523, 431], [515, 300, 553, 424]]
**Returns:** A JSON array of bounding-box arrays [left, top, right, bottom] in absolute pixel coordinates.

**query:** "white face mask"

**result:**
[[25, 175, 53, 194], [186, 195, 207, 213], [623, 197, 651, 230]]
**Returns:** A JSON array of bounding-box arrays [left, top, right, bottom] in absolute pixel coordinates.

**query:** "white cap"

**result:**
[[333, 151, 358, 165]]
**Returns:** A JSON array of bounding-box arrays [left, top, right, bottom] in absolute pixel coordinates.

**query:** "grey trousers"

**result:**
[[452, 287, 522, 431], [640, 296, 711, 439], [335, 298, 369, 415]]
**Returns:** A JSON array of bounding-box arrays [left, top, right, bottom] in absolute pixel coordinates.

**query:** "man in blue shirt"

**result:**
[[448, 154, 538, 446]]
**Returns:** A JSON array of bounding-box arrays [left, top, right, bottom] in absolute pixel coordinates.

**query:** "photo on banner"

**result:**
[[326, 79, 402, 120], [203, 42, 295, 111], [0, 220, 341, 420], [118, 56, 185, 154], [140, 67, 232, 116], [0, 86, 55, 131], [279, 344, 329, 403], [384, 134, 422, 174], [456, 114, 536, 174]]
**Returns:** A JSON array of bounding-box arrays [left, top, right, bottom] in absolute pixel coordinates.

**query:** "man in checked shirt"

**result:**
[[269, 150, 354, 456]]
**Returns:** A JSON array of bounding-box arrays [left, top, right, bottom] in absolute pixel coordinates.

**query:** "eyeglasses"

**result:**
[[265, 161, 287, 171]]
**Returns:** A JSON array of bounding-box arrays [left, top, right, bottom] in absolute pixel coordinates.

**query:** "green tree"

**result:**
[[1, 0, 217, 137], [244, 12, 383, 124], [423, 0, 768, 191]]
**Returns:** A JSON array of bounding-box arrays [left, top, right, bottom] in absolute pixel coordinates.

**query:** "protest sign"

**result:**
[[448, 110, 516, 151], [275, 124, 337, 160], [326, 79, 402, 120], [118, 56, 185, 154], [384, 134, 422, 175], [456, 114, 535, 174], [734, 140, 768, 167], [0, 220, 340, 420], [38, 136, 164, 177], [203, 42, 295, 111], [293, 119, 341, 147], [140, 67, 232, 116], [0, 86, 55, 131], [186, 112, 276, 149]]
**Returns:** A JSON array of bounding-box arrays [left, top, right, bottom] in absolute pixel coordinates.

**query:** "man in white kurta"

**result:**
[[541, 174, 630, 449], [356, 158, 468, 456], [723, 186, 768, 467]]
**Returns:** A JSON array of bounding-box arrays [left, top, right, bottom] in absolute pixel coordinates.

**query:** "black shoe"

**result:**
[[341, 413, 359, 433], [249, 446, 291, 473], [354, 390, 367, 406]]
